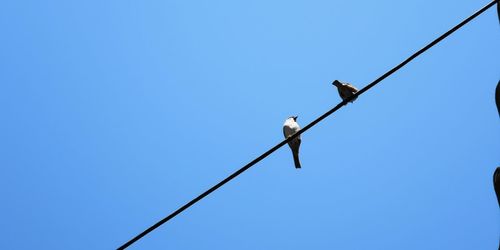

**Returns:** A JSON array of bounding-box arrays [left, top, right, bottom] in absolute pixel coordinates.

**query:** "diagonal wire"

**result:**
[[117, 1, 499, 249]]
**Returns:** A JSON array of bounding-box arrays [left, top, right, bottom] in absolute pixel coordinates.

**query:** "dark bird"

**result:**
[[332, 80, 359, 103]]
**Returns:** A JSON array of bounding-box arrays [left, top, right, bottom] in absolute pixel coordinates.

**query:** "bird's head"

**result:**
[[332, 80, 342, 87], [289, 116, 298, 121]]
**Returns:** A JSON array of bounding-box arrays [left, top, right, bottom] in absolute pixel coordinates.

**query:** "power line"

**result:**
[[498, 0, 500, 23], [117, 1, 499, 249]]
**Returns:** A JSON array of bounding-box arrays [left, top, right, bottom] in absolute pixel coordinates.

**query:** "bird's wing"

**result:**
[[337, 88, 346, 99], [344, 83, 359, 93]]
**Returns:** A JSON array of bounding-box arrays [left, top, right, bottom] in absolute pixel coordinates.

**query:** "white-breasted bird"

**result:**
[[283, 116, 301, 169], [332, 80, 359, 103]]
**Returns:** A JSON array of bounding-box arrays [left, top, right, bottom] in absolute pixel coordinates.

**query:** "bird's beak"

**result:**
[[293, 116, 298, 120]]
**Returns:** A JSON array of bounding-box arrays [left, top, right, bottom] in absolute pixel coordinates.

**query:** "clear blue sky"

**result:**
[[1, 1, 499, 249]]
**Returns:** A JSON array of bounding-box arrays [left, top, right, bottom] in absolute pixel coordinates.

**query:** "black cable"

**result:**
[[497, 0, 500, 23], [117, 1, 499, 249]]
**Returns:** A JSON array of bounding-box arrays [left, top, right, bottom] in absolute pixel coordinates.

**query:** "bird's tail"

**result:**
[[293, 150, 301, 169]]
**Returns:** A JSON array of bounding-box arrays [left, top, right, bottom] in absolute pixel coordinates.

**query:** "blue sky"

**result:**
[[1, 1, 499, 249]]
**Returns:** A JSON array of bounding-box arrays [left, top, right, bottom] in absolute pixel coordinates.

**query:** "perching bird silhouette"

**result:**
[[283, 116, 302, 169], [332, 80, 359, 103]]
